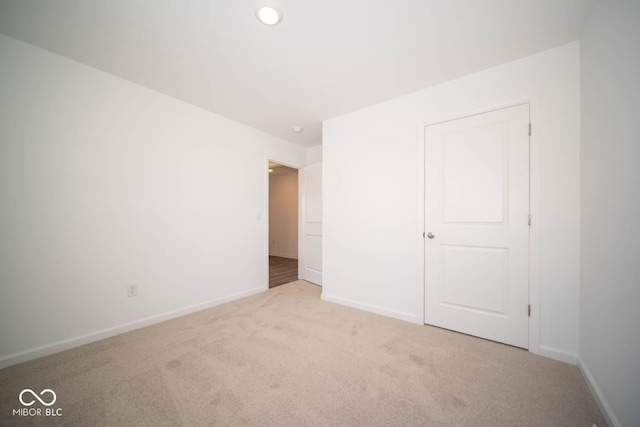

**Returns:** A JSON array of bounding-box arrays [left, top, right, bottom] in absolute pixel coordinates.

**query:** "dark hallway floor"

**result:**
[[269, 256, 298, 288]]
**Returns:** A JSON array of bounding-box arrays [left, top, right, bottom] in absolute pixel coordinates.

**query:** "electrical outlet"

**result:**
[[127, 284, 138, 297]]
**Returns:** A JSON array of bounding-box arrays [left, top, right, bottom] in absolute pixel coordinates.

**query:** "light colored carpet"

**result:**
[[0, 281, 606, 426]]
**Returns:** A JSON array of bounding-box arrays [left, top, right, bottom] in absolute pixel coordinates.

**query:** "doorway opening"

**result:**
[[268, 161, 299, 288]]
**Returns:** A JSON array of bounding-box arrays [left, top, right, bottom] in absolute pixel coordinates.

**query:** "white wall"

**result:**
[[579, 2, 640, 427], [0, 34, 305, 367], [269, 172, 299, 258], [323, 42, 581, 361], [306, 145, 322, 165]]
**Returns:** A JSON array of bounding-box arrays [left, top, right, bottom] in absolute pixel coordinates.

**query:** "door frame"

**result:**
[[264, 157, 303, 290], [417, 99, 541, 355]]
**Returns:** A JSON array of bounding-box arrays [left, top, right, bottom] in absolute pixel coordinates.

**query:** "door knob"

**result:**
[[427, 232, 435, 239]]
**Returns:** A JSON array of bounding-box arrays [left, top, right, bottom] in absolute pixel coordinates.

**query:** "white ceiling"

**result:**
[[0, 0, 595, 147]]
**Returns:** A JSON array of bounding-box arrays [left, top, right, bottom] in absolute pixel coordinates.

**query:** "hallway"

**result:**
[[269, 256, 298, 288]]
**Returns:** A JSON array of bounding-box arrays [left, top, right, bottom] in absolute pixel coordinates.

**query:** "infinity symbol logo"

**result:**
[[19, 389, 57, 407]]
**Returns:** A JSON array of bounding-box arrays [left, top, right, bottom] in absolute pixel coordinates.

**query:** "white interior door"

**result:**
[[299, 162, 322, 285], [424, 104, 530, 348]]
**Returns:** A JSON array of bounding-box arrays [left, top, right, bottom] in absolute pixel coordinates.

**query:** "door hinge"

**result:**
[[423, 231, 425, 238], [528, 305, 531, 317], [528, 123, 532, 136], [528, 214, 532, 226]]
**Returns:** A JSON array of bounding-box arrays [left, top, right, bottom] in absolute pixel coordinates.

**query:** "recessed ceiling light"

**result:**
[[255, 1, 283, 26], [293, 126, 303, 133], [268, 168, 274, 173]]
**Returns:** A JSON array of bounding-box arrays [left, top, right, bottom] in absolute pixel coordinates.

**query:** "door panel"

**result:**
[[443, 123, 507, 223], [299, 162, 322, 285], [441, 245, 508, 315], [424, 104, 529, 348], [305, 235, 322, 273]]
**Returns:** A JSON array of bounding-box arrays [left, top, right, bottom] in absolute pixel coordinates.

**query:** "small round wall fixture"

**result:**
[[254, 0, 283, 26]]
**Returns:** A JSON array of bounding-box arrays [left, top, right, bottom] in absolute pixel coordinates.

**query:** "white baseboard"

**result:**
[[0, 286, 266, 370], [269, 252, 298, 259], [538, 345, 578, 365], [577, 355, 621, 427], [321, 293, 419, 324]]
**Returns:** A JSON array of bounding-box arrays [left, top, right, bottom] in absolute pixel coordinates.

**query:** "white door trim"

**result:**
[[417, 99, 540, 355], [264, 157, 302, 290]]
